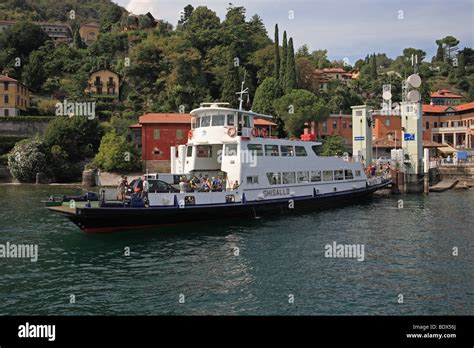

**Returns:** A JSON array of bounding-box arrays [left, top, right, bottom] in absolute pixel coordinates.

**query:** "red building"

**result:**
[[130, 113, 277, 172]]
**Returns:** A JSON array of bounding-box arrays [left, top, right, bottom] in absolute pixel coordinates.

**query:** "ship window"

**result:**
[[247, 176, 259, 184], [243, 115, 251, 127], [265, 145, 279, 156], [323, 170, 334, 181], [247, 144, 263, 156], [355, 170, 361, 177], [334, 170, 344, 181], [186, 146, 193, 157], [184, 196, 195, 205], [267, 172, 281, 185], [196, 145, 212, 158], [311, 171, 321, 182], [225, 195, 235, 203], [282, 172, 296, 184], [225, 144, 237, 156], [200, 116, 211, 127], [295, 146, 307, 156], [191, 117, 198, 129], [297, 171, 309, 183], [226, 114, 235, 126], [280, 145, 294, 156], [212, 114, 225, 126], [311, 145, 320, 156], [345, 170, 354, 180]]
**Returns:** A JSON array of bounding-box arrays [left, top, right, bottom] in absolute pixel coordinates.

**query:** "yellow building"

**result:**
[[79, 22, 100, 45], [0, 75, 31, 116], [86, 69, 120, 97]]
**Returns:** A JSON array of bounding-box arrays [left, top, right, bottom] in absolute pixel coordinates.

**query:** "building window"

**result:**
[[322, 122, 327, 132], [4, 82, 8, 90], [280, 145, 294, 156], [295, 146, 307, 156], [247, 144, 263, 156], [4, 109, 9, 117], [153, 129, 160, 139], [282, 172, 296, 184], [425, 121, 429, 129], [176, 129, 183, 139], [343, 121, 347, 128], [333, 120, 337, 129], [265, 144, 279, 156], [385, 118, 391, 127], [297, 171, 309, 183], [311, 171, 321, 182], [267, 172, 281, 185], [4, 95, 8, 104], [349, 121, 352, 129], [434, 122, 438, 128], [323, 170, 334, 181]]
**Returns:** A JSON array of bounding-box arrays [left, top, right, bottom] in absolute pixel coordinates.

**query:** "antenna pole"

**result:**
[[236, 71, 249, 111]]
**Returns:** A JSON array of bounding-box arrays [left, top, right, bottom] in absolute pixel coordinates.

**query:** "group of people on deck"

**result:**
[[180, 175, 241, 193], [117, 175, 149, 202]]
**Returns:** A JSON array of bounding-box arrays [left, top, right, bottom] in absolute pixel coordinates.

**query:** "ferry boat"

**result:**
[[48, 88, 391, 233]]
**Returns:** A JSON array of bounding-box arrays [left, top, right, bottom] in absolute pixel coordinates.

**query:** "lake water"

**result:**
[[0, 184, 472, 315]]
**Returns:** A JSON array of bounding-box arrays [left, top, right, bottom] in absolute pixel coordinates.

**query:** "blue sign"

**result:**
[[404, 133, 415, 141], [457, 151, 467, 160], [354, 136, 365, 141]]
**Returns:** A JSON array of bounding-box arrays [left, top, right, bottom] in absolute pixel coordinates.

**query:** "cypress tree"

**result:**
[[370, 53, 377, 80], [74, 30, 86, 49], [279, 31, 287, 88], [274, 24, 280, 82], [285, 37, 297, 93]]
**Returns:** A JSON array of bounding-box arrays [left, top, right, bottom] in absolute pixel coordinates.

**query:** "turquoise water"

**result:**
[[0, 185, 472, 315]]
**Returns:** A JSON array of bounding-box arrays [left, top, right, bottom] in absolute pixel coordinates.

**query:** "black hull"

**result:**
[[50, 181, 391, 233]]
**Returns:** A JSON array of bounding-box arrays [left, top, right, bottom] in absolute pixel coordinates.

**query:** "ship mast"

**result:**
[[236, 72, 249, 111]]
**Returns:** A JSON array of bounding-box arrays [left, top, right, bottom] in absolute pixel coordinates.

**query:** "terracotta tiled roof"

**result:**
[[0, 75, 17, 82], [139, 113, 192, 124], [422, 102, 474, 113], [254, 118, 276, 126], [423, 105, 448, 113], [430, 90, 462, 99], [128, 123, 142, 128], [454, 102, 474, 112]]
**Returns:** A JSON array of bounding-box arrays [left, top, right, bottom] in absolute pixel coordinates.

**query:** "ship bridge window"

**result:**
[[226, 114, 235, 126], [224, 144, 237, 156], [196, 145, 212, 158], [247, 144, 263, 156], [243, 115, 251, 128], [186, 146, 193, 157], [355, 170, 361, 177], [323, 170, 334, 181], [200, 116, 211, 127], [297, 171, 309, 183], [345, 170, 354, 180], [191, 118, 198, 129], [281, 145, 294, 156], [247, 176, 259, 184], [334, 170, 344, 181], [282, 172, 296, 184], [212, 114, 225, 126], [311, 145, 320, 156], [311, 171, 321, 182], [267, 172, 281, 185], [295, 146, 307, 156], [265, 145, 279, 156]]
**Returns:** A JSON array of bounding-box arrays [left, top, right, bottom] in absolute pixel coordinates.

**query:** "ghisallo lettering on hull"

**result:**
[[262, 188, 290, 197]]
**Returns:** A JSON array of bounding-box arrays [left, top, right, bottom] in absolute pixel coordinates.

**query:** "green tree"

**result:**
[[320, 135, 346, 156], [73, 29, 86, 49], [185, 6, 221, 53], [7, 139, 48, 183], [273, 89, 330, 137], [252, 77, 281, 115], [178, 4, 194, 29], [370, 53, 377, 80], [94, 131, 142, 172], [274, 24, 280, 81], [279, 31, 287, 87], [284, 37, 297, 93], [435, 43, 444, 62], [21, 50, 45, 92]]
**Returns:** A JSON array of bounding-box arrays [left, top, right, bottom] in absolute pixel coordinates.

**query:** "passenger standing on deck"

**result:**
[[117, 176, 126, 201], [142, 176, 149, 204]]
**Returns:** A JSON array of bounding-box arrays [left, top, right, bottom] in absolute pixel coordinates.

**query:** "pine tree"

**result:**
[[284, 37, 297, 93], [274, 24, 280, 82], [279, 31, 287, 88], [221, 50, 241, 108], [370, 53, 377, 80], [435, 43, 444, 62], [456, 52, 465, 77], [74, 30, 86, 49]]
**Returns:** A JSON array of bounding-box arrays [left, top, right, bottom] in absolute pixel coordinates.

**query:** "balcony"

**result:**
[[431, 126, 469, 133], [107, 80, 116, 87], [93, 80, 103, 87]]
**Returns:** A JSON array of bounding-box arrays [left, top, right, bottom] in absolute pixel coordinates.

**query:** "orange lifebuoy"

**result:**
[[228, 127, 237, 137], [251, 127, 258, 137], [188, 130, 193, 139]]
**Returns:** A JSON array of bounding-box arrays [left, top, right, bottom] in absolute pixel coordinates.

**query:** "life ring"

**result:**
[[259, 128, 268, 138], [228, 127, 237, 137], [251, 127, 258, 137], [188, 130, 193, 139]]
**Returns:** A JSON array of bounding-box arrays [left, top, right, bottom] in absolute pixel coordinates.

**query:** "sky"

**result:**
[[114, 0, 474, 65]]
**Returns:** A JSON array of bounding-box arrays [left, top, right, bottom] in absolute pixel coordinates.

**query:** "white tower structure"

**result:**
[[351, 105, 373, 165]]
